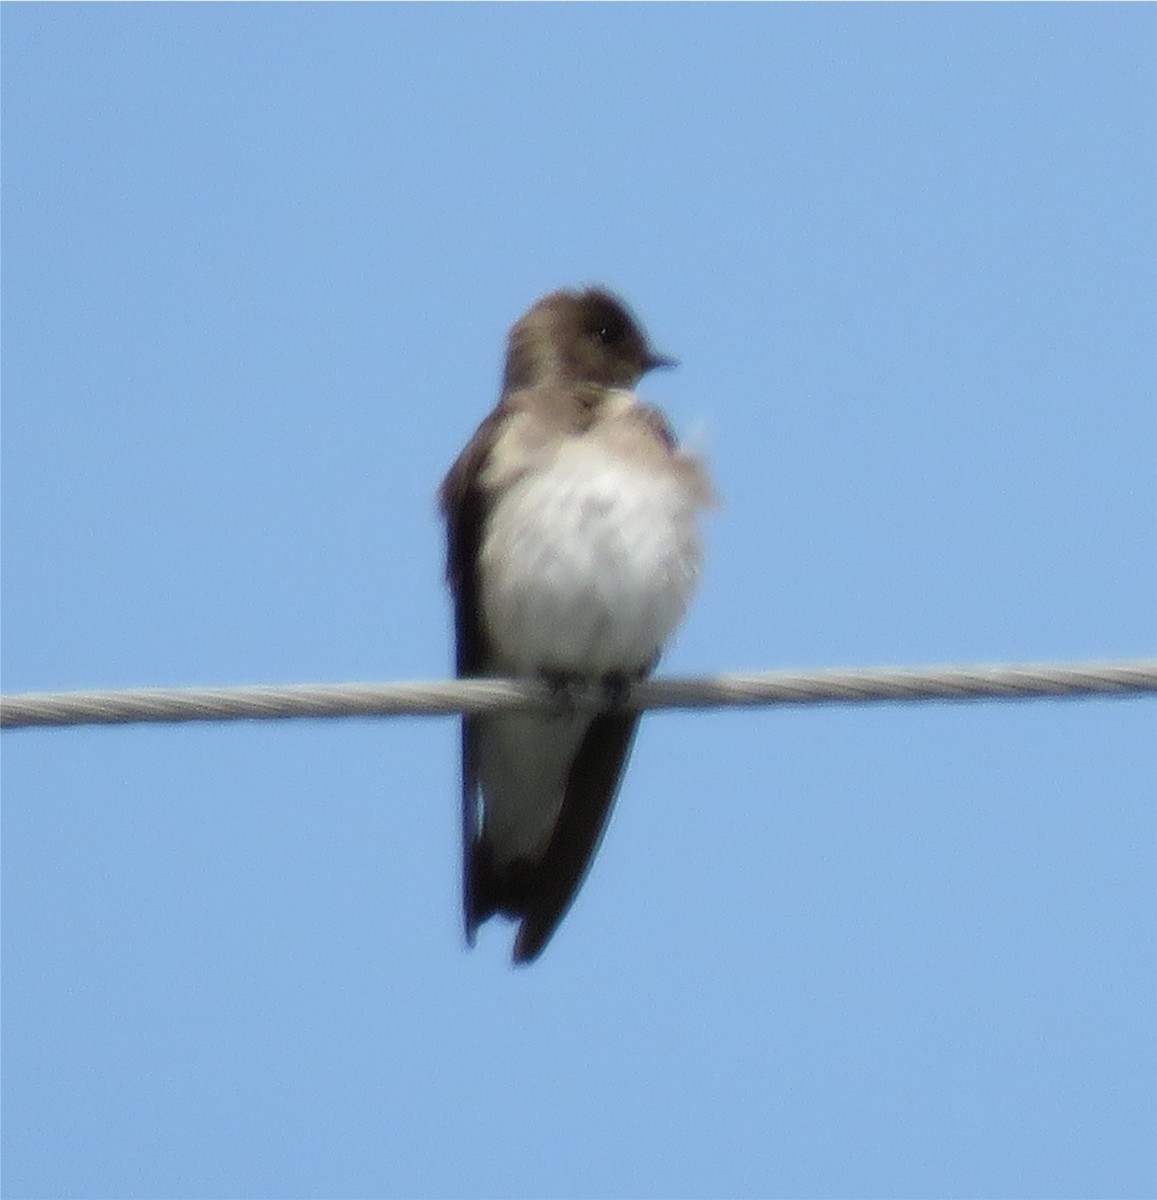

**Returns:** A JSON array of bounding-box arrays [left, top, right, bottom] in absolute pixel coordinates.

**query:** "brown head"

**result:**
[[502, 288, 675, 394]]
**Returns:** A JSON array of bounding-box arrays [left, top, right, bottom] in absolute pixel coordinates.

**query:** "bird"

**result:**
[[439, 286, 714, 963]]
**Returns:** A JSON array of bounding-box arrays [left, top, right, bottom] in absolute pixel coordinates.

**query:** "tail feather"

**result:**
[[511, 712, 641, 963]]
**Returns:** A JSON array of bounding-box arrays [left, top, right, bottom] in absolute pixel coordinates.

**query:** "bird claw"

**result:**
[[536, 669, 634, 715], [600, 672, 633, 710], [539, 669, 582, 717]]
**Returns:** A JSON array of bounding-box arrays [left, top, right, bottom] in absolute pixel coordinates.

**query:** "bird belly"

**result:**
[[479, 444, 703, 678]]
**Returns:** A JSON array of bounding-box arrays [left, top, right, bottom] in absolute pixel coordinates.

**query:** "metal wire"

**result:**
[[2, 659, 1154, 730]]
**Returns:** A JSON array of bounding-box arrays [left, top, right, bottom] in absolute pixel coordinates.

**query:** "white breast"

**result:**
[[479, 440, 704, 677]]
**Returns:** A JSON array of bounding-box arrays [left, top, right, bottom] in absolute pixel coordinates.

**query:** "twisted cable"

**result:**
[[2, 659, 1154, 730]]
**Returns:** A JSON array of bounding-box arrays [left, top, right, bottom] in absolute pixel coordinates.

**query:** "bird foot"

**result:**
[[538, 669, 584, 717], [535, 669, 635, 715], [600, 672, 634, 710]]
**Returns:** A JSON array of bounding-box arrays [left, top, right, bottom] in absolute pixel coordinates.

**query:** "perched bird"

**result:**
[[439, 287, 713, 963]]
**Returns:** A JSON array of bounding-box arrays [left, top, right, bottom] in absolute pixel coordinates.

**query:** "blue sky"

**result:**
[[3, 6, 1154, 1198]]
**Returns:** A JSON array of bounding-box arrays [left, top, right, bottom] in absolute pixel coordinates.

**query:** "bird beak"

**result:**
[[646, 352, 679, 373]]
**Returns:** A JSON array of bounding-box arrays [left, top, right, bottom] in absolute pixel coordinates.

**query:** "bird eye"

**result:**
[[590, 320, 624, 347]]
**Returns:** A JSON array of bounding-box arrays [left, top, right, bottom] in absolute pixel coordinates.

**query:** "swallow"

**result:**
[[440, 286, 713, 962]]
